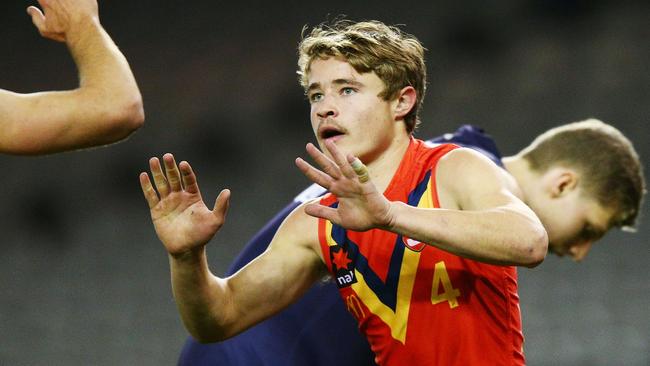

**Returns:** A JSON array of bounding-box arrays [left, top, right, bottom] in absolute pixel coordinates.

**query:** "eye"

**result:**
[[341, 87, 356, 96], [309, 92, 323, 103]]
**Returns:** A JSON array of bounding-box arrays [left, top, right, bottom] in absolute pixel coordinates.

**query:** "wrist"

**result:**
[[168, 245, 207, 263], [379, 200, 401, 231], [65, 15, 102, 48]]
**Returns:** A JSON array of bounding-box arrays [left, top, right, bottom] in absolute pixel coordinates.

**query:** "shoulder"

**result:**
[[437, 147, 507, 178], [272, 199, 324, 261], [436, 147, 521, 209]]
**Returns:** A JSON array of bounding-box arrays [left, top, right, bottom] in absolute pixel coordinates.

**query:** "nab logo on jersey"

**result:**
[[336, 269, 356, 287], [331, 247, 357, 288], [403, 235, 426, 252]]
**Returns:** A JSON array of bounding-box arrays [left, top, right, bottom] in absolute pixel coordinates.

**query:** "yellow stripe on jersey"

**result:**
[[350, 248, 420, 344], [347, 176, 436, 343], [418, 175, 435, 210], [325, 220, 337, 247]]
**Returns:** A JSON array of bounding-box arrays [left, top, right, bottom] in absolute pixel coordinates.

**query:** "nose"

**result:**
[[569, 241, 593, 262], [315, 96, 338, 119]]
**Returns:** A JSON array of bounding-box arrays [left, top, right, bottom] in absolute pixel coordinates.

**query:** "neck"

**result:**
[[503, 154, 537, 205], [365, 133, 411, 193]]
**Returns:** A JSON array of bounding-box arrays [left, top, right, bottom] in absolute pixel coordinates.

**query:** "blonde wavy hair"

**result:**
[[297, 20, 426, 133]]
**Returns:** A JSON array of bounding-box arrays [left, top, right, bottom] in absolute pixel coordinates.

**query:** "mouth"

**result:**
[[318, 125, 346, 141]]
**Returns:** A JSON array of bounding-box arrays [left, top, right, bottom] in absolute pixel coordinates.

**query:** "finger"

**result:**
[[179, 161, 200, 194], [296, 157, 333, 189], [139, 172, 160, 209], [305, 143, 341, 179], [27, 6, 45, 32], [28, 2, 67, 42], [212, 189, 231, 225], [304, 202, 340, 224], [163, 153, 183, 192], [149, 157, 170, 197], [349, 156, 370, 183], [324, 140, 355, 178]]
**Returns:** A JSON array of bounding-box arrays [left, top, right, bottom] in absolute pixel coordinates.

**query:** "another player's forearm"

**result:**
[[387, 201, 548, 267], [65, 16, 144, 137], [0, 18, 143, 154], [169, 249, 235, 343], [0, 87, 139, 154]]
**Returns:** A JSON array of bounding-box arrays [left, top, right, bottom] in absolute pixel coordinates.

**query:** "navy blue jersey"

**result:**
[[178, 125, 502, 366]]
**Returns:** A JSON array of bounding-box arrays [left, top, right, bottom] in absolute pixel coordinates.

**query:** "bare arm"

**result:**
[[296, 141, 547, 268], [140, 154, 325, 342], [389, 148, 547, 267], [0, 0, 144, 155]]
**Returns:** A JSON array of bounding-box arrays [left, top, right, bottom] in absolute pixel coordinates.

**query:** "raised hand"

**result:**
[[295, 140, 394, 231], [27, 0, 99, 43], [140, 153, 230, 257]]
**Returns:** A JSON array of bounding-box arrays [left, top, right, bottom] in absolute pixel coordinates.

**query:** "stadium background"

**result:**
[[1, 0, 648, 364]]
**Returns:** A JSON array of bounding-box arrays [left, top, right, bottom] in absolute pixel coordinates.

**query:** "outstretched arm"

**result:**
[[391, 148, 547, 267], [296, 141, 547, 267], [0, 0, 144, 155], [141, 154, 325, 342]]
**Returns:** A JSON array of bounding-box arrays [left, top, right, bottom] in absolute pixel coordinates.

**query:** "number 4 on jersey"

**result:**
[[431, 261, 460, 308]]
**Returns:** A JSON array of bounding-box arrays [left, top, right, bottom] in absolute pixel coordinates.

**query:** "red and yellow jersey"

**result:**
[[318, 139, 525, 366]]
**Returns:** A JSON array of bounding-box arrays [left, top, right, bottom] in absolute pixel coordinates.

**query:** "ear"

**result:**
[[393, 86, 417, 120], [545, 168, 579, 198]]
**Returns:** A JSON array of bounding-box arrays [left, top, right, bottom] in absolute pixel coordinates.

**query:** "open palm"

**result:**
[[295, 141, 393, 231], [140, 153, 230, 257]]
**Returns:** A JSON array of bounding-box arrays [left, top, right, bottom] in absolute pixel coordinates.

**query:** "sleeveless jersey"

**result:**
[[178, 125, 511, 366], [318, 139, 524, 366]]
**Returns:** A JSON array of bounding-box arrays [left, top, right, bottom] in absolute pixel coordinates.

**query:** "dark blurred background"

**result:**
[[1, 0, 648, 365]]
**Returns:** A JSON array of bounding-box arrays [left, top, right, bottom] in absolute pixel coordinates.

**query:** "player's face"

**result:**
[[306, 57, 399, 162], [540, 193, 612, 262]]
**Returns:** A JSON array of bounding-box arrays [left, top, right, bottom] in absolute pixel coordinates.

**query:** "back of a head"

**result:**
[[520, 119, 646, 230], [296, 19, 427, 133]]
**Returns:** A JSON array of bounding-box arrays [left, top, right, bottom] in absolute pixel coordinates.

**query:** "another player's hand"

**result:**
[[27, 0, 99, 43], [295, 140, 394, 231], [140, 153, 230, 257]]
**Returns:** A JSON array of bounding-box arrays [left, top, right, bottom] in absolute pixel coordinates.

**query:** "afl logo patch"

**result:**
[[403, 236, 425, 252]]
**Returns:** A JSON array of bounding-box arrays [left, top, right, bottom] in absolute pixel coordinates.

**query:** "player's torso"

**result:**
[[318, 140, 524, 366]]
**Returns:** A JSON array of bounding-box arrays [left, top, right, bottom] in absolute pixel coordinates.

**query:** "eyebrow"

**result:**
[[306, 79, 364, 94]]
